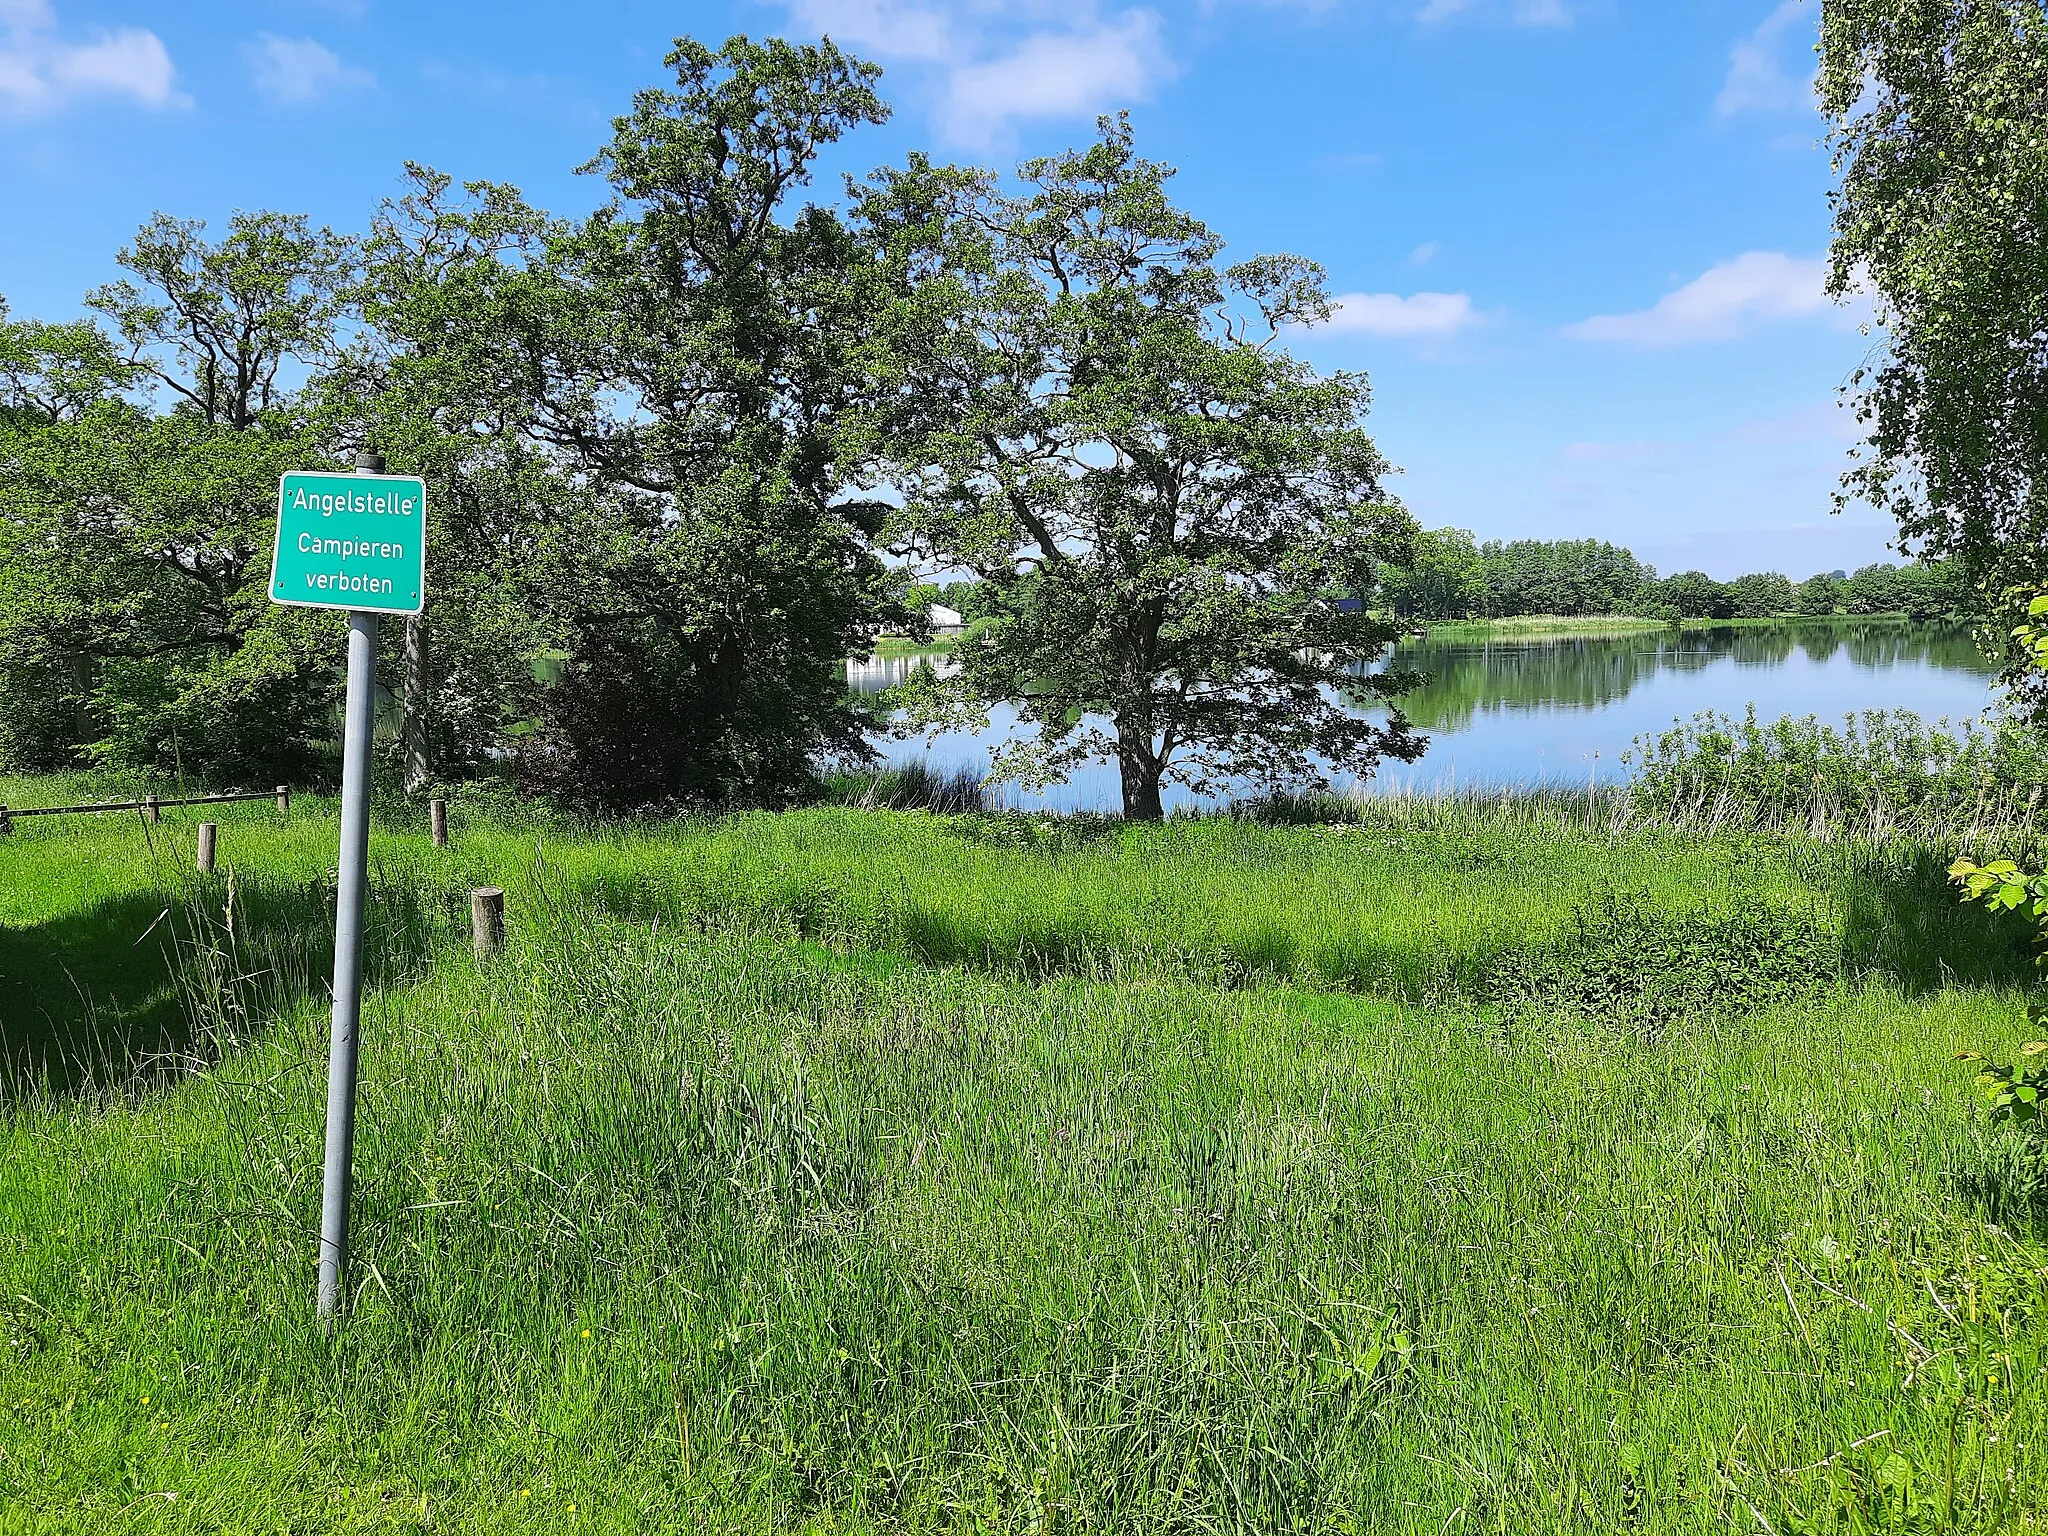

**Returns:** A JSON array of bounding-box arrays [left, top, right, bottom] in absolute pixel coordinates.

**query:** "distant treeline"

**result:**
[[918, 537, 1968, 630], [1379, 533, 1968, 624]]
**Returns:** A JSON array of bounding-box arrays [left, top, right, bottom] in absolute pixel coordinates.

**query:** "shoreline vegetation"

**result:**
[[1415, 611, 1923, 639], [857, 610, 1933, 660], [3, 778, 2045, 1530]]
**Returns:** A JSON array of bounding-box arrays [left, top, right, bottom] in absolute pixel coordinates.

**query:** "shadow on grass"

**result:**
[[1839, 844, 2040, 994], [0, 874, 459, 1101], [0, 890, 197, 1098]]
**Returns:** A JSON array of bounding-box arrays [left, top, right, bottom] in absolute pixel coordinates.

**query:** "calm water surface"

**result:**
[[846, 622, 1999, 812]]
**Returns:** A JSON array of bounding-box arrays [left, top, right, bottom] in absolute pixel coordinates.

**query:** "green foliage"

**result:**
[[1474, 535, 1656, 618], [520, 595, 875, 814], [1799, 571, 1846, 615], [2, 37, 913, 803], [0, 212, 357, 781], [1382, 525, 1485, 620], [1727, 569, 1796, 618], [1627, 706, 2048, 833], [1943, 591, 2048, 1222], [1380, 531, 1962, 629], [338, 167, 581, 782], [506, 36, 905, 810], [1820, 0, 2040, 642], [1491, 888, 1841, 1036], [1956, 1037, 2048, 1127], [1658, 568, 1736, 620], [1951, 1022, 2048, 1224], [863, 116, 1421, 818]]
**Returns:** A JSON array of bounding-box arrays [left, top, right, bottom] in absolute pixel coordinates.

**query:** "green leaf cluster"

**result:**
[[1955, 1038, 2048, 1126]]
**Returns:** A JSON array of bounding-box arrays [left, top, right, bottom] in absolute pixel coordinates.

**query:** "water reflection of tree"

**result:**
[[1798, 628, 1843, 664], [1348, 622, 1992, 732]]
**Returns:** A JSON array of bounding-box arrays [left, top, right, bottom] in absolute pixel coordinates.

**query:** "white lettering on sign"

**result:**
[[306, 572, 397, 595], [297, 532, 406, 561], [288, 487, 419, 518]]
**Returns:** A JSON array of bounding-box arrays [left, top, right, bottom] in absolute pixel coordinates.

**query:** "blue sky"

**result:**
[[0, 0, 1891, 579]]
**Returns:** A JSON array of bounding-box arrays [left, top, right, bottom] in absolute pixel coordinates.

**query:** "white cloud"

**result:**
[[1323, 290, 1480, 337], [787, 0, 954, 63], [0, 1, 182, 114], [1409, 240, 1440, 266], [245, 33, 373, 106], [1716, 0, 1812, 118], [779, 0, 1173, 146], [942, 11, 1168, 144], [1565, 252, 1840, 345]]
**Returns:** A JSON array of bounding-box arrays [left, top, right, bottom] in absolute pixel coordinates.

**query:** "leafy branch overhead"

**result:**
[[1822, 1, 2048, 686]]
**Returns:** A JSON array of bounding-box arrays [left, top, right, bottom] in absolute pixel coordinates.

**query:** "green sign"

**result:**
[[270, 471, 427, 615]]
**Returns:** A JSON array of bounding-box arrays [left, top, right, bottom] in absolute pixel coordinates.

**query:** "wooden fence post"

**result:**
[[430, 798, 448, 849], [143, 793, 160, 824], [470, 887, 505, 960], [197, 822, 217, 873], [0, 806, 11, 835], [276, 784, 291, 814]]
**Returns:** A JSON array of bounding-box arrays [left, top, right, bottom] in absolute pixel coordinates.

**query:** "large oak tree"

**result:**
[[862, 117, 1422, 818]]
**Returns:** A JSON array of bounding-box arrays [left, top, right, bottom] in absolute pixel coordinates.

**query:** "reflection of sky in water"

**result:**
[[846, 624, 2000, 813]]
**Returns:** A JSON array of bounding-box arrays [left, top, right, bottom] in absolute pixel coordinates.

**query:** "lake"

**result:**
[[845, 621, 2001, 813]]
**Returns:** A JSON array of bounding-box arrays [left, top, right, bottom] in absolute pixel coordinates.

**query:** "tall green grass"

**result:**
[[2, 787, 2035, 1087], [2, 784, 2046, 1530]]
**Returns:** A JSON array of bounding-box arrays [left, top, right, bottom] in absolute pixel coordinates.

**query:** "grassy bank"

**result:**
[[863, 635, 960, 659], [2, 783, 2046, 1531]]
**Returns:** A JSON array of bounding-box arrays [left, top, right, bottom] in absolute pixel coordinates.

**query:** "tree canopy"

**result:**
[[1822, 0, 2048, 614], [861, 117, 1422, 818]]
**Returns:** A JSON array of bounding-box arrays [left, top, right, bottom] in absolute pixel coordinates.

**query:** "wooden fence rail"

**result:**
[[0, 785, 290, 833]]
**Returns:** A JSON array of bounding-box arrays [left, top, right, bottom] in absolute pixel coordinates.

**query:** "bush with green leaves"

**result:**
[[1627, 705, 2048, 835], [1488, 887, 1840, 1039]]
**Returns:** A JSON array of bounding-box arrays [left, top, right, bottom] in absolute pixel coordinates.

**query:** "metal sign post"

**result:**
[[269, 449, 427, 1323], [317, 599, 376, 1321]]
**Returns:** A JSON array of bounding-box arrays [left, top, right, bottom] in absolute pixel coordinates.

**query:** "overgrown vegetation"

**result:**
[[2, 783, 2045, 1530], [1625, 705, 2048, 835]]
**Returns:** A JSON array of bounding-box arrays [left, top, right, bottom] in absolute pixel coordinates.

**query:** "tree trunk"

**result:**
[[402, 609, 431, 795], [1118, 745, 1164, 821], [70, 652, 93, 750]]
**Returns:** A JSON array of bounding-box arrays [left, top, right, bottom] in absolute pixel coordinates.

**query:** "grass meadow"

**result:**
[[3, 776, 2047, 1532]]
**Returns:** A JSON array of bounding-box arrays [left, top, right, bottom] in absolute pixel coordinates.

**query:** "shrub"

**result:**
[[1626, 706, 2048, 835], [1489, 888, 1840, 1037], [520, 610, 879, 815]]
